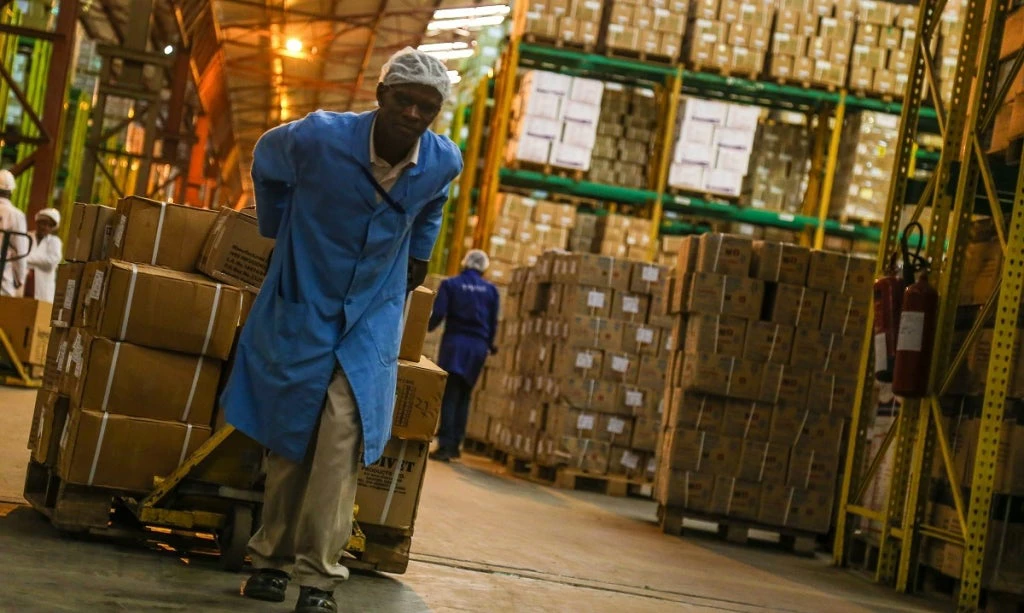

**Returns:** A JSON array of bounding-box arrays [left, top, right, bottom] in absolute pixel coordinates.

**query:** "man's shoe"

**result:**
[[449, 447, 462, 460], [241, 569, 289, 602], [295, 586, 337, 613], [429, 448, 451, 462]]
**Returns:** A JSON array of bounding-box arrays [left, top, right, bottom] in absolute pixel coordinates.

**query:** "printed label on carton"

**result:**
[[623, 296, 640, 313], [587, 290, 606, 308], [607, 417, 626, 434], [636, 327, 655, 344], [63, 281, 76, 309], [577, 414, 595, 430], [612, 356, 630, 372], [575, 351, 595, 369]]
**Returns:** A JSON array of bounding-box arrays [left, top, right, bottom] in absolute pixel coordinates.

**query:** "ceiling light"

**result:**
[[447, 70, 462, 84], [427, 15, 506, 31], [417, 41, 470, 53], [285, 38, 303, 53], [163, 44, 174, 55], [433, 4, 509, 20], [424, 48, 475, 60]]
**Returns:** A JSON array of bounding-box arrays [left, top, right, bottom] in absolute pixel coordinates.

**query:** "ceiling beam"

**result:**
[[347, 0, 389, 110]]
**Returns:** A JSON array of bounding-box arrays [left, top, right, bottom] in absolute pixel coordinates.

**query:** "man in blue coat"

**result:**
[[221, 49, 462, 613], [427, 249, 500, 462]]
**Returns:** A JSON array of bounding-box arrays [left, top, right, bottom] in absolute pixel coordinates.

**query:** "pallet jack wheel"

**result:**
[[220, 505, 253, 572]]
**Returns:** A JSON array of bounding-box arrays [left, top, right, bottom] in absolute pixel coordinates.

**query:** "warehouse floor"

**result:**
[[0, 387, 944, 613]]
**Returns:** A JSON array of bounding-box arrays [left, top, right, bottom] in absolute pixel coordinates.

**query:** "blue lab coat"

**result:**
[[428, 269, 500, 387], [221, 110, 462, 465]]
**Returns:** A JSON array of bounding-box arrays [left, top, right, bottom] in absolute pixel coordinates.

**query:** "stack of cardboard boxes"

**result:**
[[990, 4, 1024, 153], [935, 1, 966, 106], [471, 253, 671, 485], [658, 235, 688, 268], [524, 0, 604, 50], [507, 70, 605, 173], [596, 214, 654, 260], [489, 192, 577, 284], [741, 117, 812, 215], [828, 111, 899, 224], [687, 0, 774, 77], [587, 85, 658, 189], [770, 0, 854, 89], [669, 97, 762, 198], [604, 0, 686, 62], [847, 1, 919, 98], [656, 233, 872, 535]]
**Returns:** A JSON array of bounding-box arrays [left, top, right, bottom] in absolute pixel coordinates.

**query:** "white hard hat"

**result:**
[[462, 249, 490, 273], [36, 207, 60, 228], [0, 169, 15, 193], [379, 47, 451, 100]]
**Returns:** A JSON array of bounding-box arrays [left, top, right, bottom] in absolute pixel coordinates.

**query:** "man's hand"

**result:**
[[407, 258, 429, 294]]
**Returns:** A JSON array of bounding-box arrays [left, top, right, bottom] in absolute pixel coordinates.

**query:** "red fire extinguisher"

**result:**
[[873, 253, 905, 383], [892, 223, 938, 398]]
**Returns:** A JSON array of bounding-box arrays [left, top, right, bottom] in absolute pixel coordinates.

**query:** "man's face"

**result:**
[[36, 218, 55, 236], [376, 83, 443, 146]]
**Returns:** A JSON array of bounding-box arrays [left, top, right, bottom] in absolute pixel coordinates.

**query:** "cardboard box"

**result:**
[[683, 314, 748, 358], [30, 390, 69, 466], [598, 413, 635, 447], [0, 297, 51, 365], [610, 291, 650, 322], [680, 352, 762, 401], [683, 272, 764, 320], [552, 346, 604, 379], [622, 323, 661, 356], [556, 254, 632, 292], [59, 410, 211, 491], [76, 260, 244, 360], [820, 291, 870, 336], [1001, 6, 1024, 60], [806, 250, 874, 294], [721, 398, 773, 441], [62, 330, 220, 426], [41, 327, 69, 391], [630, 262, 667, 294], [609, 447, 646, 479], [738, 440, 790, 483], [759, 363, 810, 407], [392, 357, 447, 441], [787, 448, 840, 491], [399, 287, 436, 361], [553, 437, 610, 473], [710, 477, 761, 520], [657, 469, 715, 510], [109, 197, 217, 272], [560, 377, 620, 413], [692, 233, 753, 276], [631, 416, 660, 452], [795, 411, 846, 454], [743, 321, 794, 365], [758, 483, 833, 533], [635, 354, 670, 390], [769, 405, 809, 446], [601, 351, 638, 384], [806, 372, 859, 416], [355, 437, 428, 532], [196, 207, 275, 291], [566, 316, 626, 353], [51, 263, 85, 328], [751, 241, 809, 285], [66, 203, 115, 262], [763, 283, 825, 328]]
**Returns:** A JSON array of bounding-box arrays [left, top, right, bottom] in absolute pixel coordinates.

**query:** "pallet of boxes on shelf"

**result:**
[[603, 0, 686, 63], [828, 110, 899, 226], [990, 2, 1024, 155], [524, 0, 604, 51], [655, 232, 873, 552], [687, 0, 773, 79], [587, 85, 658, 190], [506, 69, 604, 178], [488, 191, 578, 284], [769, 0, 854, 90], [848, 1, 919, 100], [669, 96, 763, 200], [741, 113, 812, 216]]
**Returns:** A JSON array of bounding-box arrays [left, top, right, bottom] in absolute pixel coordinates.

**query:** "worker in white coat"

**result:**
[[25, 208, 63, 302], [0, 169, 28, 297]]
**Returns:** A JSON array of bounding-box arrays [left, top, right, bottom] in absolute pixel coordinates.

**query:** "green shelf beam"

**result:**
[[499, 168, 881, 242]]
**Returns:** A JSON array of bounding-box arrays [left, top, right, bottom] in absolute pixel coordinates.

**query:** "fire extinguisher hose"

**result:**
[[900, 221, 929, 282]]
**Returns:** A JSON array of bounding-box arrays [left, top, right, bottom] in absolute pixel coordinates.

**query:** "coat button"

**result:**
[[345, 298, 353, 306]]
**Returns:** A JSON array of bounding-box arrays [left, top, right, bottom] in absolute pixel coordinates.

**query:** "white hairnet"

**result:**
[[379, 47, 451, 101], [0, 169, 15, 193], [36, 207, 60, 228], [462, 249, 490, 273]]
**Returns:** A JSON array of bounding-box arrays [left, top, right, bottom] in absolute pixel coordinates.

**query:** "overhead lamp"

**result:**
[[163, 44, 174, 55], [423, 48, 475, 60], [432, 4, 509, 20], [447, 70, 462, 84], [285, 37, 303, 53], [417, 41, 469, 53], [427, 14, 506, 31]]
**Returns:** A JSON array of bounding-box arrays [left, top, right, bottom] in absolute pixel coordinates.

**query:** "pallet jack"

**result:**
[[0, 228, 41, 388]]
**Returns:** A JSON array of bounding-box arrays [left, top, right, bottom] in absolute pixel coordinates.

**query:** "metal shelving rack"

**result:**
[[831, 0, 1024, 609]]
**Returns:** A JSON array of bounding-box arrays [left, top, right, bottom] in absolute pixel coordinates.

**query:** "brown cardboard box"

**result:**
[[566, 316, 626, 353], [634, 353, 669, 390], [59, 410, 211, 491], [683, 273, 764, 319], [66, 203, 115, 262], [553, 437, 610, 473], [560, 377, 620, 413], [797, 411, 846, 454], [392, 357, 447, 441], [51, 263, 85, 328], [109, 197, 217, 272], [629, 262, 666, 295], [711, 477, 761, 520], [683, 314, 748, 357], [1001, 7, 1024, 59], [738, 440, 790, 483], [556, 253, 632, 292], [631, 416, 660, 452], [751, 241, 809, 285], [721, 399, 773, 441], [764, 283, 825, 328], [552, 346, 604, 379], [806, 250, 874, 294], [559, 285, 613, 318], [399, 287, 436, 361], [674, 236, 700, 274], [742, 321, 794, 365], [30, 390, 69, 466], [76, 261, 243, 360], [545, 405, 598, 440], [787, 448, 839, 491], [42, 328, 69, 391], [681, 352, 762, 401], [610, 291, 650, 322], [609, 447, 646, 479], [759, 364, 810, 407], [758, 483, 833, 533], [196, 207, 275, 291], [789, 328, 831, 370], [769, 405, 809, 445], [598, 413, 635, 447], [622, 323, 661, 355], [806, 372, 859, 416], [602, 351, 639, 384], [355, 437, 428, 532], [693, 233, 753, 276], [0, 297, 51, 365], [657, 469, 715, 510], [820, 291, 870, 336], [62, 330, 220, 426]]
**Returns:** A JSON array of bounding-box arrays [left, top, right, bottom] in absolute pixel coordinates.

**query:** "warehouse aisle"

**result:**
[[0, 390, 942, 613]]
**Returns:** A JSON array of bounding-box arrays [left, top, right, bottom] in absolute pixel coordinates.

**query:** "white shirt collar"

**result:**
[[370, 117, 420, 171]]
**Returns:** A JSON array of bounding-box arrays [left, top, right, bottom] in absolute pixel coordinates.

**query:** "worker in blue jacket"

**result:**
[[427, 249, 500, 462], [221, 49, 462, 613]]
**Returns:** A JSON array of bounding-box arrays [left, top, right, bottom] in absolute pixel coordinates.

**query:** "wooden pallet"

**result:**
[[523, 33, 595, 54], [23, 460, 116, 534], [851, 89, 903, 103], [691, 63, 761, 82], [657, 504, 820, 556], [462, 437, 492, 456], [605, 46, 678, 65], [838, 213, 885, 227], [550, 466, 647, 497], [507, 159, 586, 182]]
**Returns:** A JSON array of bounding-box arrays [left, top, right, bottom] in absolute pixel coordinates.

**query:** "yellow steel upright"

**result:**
[[800, 112, 832, 246], [448, 77, 488, 276], [812, 92, 846, 250], [648, 67, 682, 261]]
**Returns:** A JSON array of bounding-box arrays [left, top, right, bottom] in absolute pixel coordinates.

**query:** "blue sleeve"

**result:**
[[428, 280, 450, 331], [410, 184, 449, 261], [487, 286, 500, 349], [251, 119, 302, 238]]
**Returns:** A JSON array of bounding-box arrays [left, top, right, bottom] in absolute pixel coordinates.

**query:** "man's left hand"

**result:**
[[408, 258, 429, 293]]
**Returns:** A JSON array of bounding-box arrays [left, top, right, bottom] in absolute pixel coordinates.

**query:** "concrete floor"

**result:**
[[0, 386, 945, 613]]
